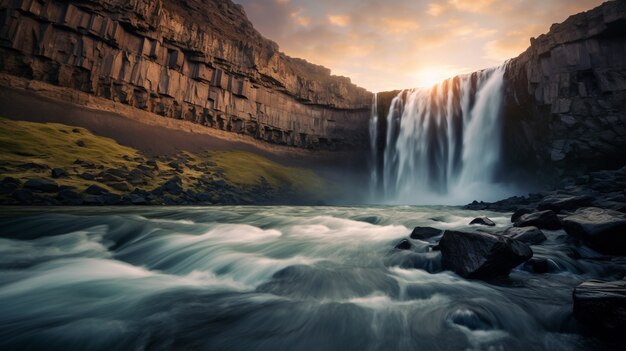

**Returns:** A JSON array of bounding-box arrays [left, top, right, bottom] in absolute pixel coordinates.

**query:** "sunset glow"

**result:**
[[236, 0, 605, 92]]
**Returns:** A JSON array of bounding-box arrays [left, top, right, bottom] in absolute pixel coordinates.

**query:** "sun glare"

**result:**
[[413, 67, 460, 88]]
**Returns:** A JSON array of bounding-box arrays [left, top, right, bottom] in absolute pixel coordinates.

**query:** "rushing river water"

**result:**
[[1, 206, 624, 350]]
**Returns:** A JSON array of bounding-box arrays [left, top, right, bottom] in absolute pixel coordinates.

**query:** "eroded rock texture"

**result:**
[[0, 0, 372, 149], [503, 0, 626, 175]]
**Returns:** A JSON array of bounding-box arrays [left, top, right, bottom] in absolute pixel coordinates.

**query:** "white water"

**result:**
[[369, 93, 378, 197], [371, 64, 519, 205], [1, 206, 621, 350]]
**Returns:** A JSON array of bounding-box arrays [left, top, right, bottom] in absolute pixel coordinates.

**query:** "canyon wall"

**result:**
[[374, 0, 626, 181], [502, 0, 626, 176], [0, 0, 372, 149]]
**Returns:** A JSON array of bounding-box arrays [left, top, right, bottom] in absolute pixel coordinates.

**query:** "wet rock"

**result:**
[[511, 208, 532, 223], [23, 178, 59, 193], [514, 210, 562, 230], [523, 257, 550, 274], [573, 279, 626, 335], [537, 194, 593, 213], [562, 207, 626, 255], [470, 217, 495, 226], [410, 226, 443, 240], [84, 184, 109, 195], [51, 168, 68, 178], [439, 230, 533, 279], [394, 239, 412, 250], [502, 226, 547, 245], [57, 189, 83, 205]]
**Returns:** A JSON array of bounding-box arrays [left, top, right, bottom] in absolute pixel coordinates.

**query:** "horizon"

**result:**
[[236, 0, 606, 92]]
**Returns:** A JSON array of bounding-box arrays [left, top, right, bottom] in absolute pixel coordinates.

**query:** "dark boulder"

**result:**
[[394, 239, 412, 250], [439, 230, 533, 279], [0, 177, 21, 194], [160, 176, 183, 195], [23, 178, 59, 193], [84, 184, 109, 195], [523, 257, 550, 274], [511, 208, 532, 223], [57, 189, 83, 205], [502, 226, 547, 245], [514, 210, 562, 230], [128, 194, 148, 205], [12, 189, 34, 203], [562, 207, 626, 255], [537, 194, 593, 213], [573, 279, 626, 335], [410, 226, 443, 240], [51, 168, 68, 179], [470, 217, 495, 226]]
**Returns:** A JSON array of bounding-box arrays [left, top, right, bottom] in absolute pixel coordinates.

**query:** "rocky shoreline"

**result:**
[[388, 166, 626, 340]]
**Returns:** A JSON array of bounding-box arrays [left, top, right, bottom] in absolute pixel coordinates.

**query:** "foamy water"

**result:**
[[0, 206, 624, 350]]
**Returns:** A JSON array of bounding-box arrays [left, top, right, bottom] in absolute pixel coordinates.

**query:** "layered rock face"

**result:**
[[503, 0, 626, 175], [0, 0, 372, 149]]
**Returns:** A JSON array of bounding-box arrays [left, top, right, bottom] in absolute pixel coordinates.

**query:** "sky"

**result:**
[[234, 0, 605, 92]]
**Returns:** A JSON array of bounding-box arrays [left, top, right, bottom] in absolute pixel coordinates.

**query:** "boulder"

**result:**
[[57, 189, 83, 205], [51, 168, 68, 178], [514, 210, 562, 230], [394, 239, 412, 250], [108, 182, 131, 192], [502, 226, 547, 245], [410, 226, 443, 240], [470, 216, 495, 226], [23, 178, 59, 193], [511, 208, 532, 223], [160, 176, 183, 195], [537, 194, 593, 213], [523, 257, 549, 273], [562, 207, 626, 255], [439, 230, 533, 279], [80, 172, 95, 180], [573, 279, 626, 335], [12, 189, 34, 203]]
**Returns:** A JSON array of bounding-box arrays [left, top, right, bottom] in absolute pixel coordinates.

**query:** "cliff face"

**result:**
[[502, 0, 626, 175], [0, 0, 372, 149]]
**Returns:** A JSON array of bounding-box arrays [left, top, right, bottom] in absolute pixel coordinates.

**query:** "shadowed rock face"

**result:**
[[502, 0, 626, 177], [0, 0, 372, 150]]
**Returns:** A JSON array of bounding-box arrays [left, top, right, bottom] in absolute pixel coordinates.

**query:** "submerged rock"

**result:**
[[502, 226, 547, 245], [562, 207, 626, 255], [439, 230, 532, 279], [514, 210, 562, 230], [573, 279, 626, 335], [410, 226, 443, 240], [469, 217, 495, 226], [394, 239, 412, 250]]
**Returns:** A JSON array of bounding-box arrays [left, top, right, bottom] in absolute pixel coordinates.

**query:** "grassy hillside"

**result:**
[[0, 117, 330, 205]]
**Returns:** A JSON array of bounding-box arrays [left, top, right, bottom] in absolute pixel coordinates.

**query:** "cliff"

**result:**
[[0, 0, 373, 149], [502, 0, 626, 176]]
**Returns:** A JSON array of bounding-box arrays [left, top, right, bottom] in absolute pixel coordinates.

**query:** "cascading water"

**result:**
[[371, 63, 517, 205], [369, 93, 378, 197]]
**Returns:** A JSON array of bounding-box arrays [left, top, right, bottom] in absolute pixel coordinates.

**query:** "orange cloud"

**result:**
[[328, 14, 351, 27]]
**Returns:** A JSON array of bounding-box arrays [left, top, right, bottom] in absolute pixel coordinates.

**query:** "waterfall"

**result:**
[[368, 93, 378, 197], [371, 63, 515, 205]]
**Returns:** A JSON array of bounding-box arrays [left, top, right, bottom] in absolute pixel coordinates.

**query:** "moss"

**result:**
[[0, 117, 329, 202]]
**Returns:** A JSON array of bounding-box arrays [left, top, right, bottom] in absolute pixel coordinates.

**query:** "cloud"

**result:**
[[235, 0, 606, 92]]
